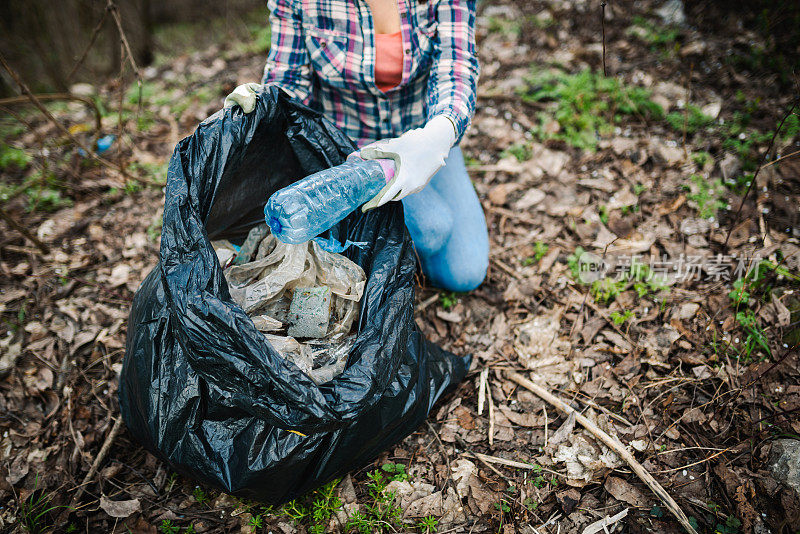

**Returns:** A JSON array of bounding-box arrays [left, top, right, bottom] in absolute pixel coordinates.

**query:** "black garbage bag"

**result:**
[[119, 86, 471, 504]]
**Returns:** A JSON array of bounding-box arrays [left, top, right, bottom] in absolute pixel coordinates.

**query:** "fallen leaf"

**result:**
[[555, 487, 581, 514], [549, 412, 576, 446], [5, 455, 28, 485], [100, 495, 141, 518], [604, 476, 648, 507]]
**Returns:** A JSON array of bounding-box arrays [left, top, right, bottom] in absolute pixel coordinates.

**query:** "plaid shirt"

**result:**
[[261, 0, 479, 147]]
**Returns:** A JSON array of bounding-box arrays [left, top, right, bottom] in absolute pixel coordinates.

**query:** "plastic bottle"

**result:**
[[265, 156, 395, 244]]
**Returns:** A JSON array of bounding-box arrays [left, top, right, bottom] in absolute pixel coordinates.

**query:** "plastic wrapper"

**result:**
[[119, 86, 470, 505], [224, 225, 365, 338]]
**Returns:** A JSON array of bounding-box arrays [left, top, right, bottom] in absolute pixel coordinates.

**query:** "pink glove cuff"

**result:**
[[376, 158, 396, 183]]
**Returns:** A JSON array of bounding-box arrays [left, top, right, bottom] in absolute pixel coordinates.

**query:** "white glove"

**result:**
[[359, 115, 456, 208], [223, 83, 262, 114]]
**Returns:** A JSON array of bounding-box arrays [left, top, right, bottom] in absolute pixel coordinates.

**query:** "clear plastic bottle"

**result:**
[[265, 156, 394, 244]]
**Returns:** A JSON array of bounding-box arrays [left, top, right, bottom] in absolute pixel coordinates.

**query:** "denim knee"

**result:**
[[428, 251, 488, 292], [409, 208, 454, 257]]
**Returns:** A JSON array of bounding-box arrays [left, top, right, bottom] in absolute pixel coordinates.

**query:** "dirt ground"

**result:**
[[1, 0, 799, 533]]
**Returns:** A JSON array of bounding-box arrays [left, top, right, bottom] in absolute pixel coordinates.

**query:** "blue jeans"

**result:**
[[401, 146, 489, 292]]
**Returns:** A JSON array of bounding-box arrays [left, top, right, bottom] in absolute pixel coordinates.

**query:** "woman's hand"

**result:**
[[223, 83, 262, 114], [359, 115, 456, 207]]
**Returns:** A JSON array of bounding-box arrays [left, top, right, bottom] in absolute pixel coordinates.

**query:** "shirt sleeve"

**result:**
[[261, 0, 313, 105], [425, 0, 480, 145]]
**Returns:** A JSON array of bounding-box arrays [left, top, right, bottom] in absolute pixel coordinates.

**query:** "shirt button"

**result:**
[[404, 48, 411, 54]]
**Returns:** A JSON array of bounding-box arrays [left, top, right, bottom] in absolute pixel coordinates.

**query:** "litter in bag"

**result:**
[[119, 86, 471, 505], [214, 223, 366, 384]]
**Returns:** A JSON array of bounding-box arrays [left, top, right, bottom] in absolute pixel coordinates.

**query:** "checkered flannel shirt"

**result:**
[[261, 0, 479, 147]]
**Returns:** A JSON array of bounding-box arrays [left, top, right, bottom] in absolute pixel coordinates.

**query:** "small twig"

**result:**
[[761, 147, 800, 169], [507, 371, 699, 534], [464, 451, 565, 478], [477, 368, 488, 416], [487, 379, 495, 448], [652, 447, 733, 474], [600, 2, 607, 77], [66, 5, 111, 82], [543, 405, 549, 449], [425, 421, 457, 496], [0, 51, 131, 181], [416, 293, 440, 313], [491, 258, 521, 280], [69, 417, 124, 507], [725, 95, 799, 248], [0, 93, 103, 135], [486, 205, 539, 226], [0, 207, 49, 254], [582, 507, 629, 534], [107, 1, 141, 79], [567, 286, 636, 349]]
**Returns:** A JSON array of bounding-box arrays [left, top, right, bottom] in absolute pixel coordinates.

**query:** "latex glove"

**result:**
[[359, 115, 456, 209], [223, 83, 262, 114]]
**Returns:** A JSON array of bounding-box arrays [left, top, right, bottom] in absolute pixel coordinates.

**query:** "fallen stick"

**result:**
[[507, 371, 699, 534], [0, 207, 49, 254], [477, 368, 488, 416], [582, 507, 628, 534], [463, 451, 564, 478], [487, 378, 495, 448], [69, 417, 124, 507]]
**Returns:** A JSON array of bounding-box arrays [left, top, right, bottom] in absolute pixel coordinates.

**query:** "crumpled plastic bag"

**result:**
[[224, 224, 366, 338], [119, 86, 471, 505], [216, 224, 365, 384]]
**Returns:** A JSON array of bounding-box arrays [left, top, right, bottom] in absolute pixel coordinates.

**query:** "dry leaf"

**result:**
[[604, 476, 648, 507], [100, 495, 141, 518]]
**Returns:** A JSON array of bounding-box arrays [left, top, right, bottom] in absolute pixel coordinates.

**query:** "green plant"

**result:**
[[735, 310, 771, 360], [523, 498, 539, 512], [249, 514, 263, 529], [665, 105, 715, 135], [716, 514, 742, 534], [0, 144, 32, 170], [147, 213, 164, 242], [159, 519, 180, 534], [627, 16, 681, 53], [381, 463, 409, 482], [192, 486, 208, 506], [417, 515, 439, 533], [590, 277, 626, 304], [26, 186, 73, 213], [439, 292, 458, 310], [728, 278, 750, 306], [165, 472, 179, 493], [598, 205, 609, 225], [566, 246, 586, 280], [691, 151, 712, 167], [684, 174, 727, 219], [278, 479, 343, 534], [487, 16, 522, 37], [19, 482, 67, 534], [610, 309, 635, 325], [495, 499, 512, 513], [344, 470, 405, 533], [518, 68, 663, 151], [501, 142, 531, 162], [533, 241, 549, 261]]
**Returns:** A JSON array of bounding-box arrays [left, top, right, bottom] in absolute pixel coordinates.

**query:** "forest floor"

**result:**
[[1, 0, 800, 533]]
